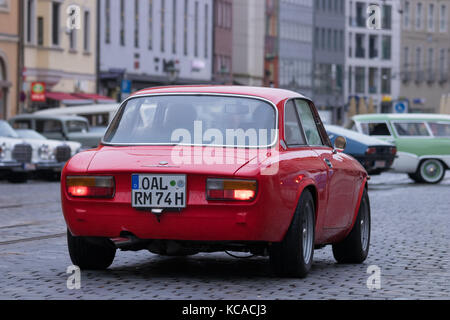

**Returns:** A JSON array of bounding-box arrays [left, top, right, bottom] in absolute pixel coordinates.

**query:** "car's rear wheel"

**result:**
[[67, 230, 116, 270], [416, 159, 445, 184], [332, 189, 370, 264], [269, 190, 315, 278]]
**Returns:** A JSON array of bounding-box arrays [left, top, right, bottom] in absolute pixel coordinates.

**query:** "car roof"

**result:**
[[325, 125, 393, 146], [132, 85, 311, 106], [353, 113, 450, 122], [10, 114, 89, 122]]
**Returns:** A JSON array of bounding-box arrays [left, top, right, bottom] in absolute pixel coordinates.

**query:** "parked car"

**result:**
[[351, 114, 450, 184], [0, 121, 34, 183], [62, 86, 371, 278], [9, 115, 104, 149], [326, 125, 397, 175], [15, 129, 81, 178]]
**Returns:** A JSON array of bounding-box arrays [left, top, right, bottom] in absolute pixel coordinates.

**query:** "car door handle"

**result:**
[[324, 158, 333, 169]]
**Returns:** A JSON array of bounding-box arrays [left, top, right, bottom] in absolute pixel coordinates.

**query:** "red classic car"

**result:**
[[62, 86, 371, 278]]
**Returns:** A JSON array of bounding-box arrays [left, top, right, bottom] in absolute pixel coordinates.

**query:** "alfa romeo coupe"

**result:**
[[62, 86, 371, 278]]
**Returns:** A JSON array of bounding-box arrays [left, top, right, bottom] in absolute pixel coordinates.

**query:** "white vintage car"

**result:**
[[0, 120, 81, 182]]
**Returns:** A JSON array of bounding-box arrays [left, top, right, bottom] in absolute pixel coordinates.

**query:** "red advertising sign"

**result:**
[[31, 82, 46, 102]]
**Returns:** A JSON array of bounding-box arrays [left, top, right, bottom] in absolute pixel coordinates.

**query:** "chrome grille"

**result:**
[[12, 144, 32, 163], [55, 145, 72, 162]]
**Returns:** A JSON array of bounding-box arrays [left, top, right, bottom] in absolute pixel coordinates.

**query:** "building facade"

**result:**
[[22, 0, 98, 111], [0, 0, 21, 119], [313, 0, 346, 124], [232, 0, 265, 86], [399, 0, 450, 113], [98, 0, 214, 100], [212, 0, 233, 84], [345, 0, 402, 114]]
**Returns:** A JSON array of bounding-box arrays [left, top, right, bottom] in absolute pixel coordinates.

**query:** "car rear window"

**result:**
[[428, 122, 450, 137], [103, 95, 277, 147], [360, 122, 391, 136], [393, 122, 430, 137]]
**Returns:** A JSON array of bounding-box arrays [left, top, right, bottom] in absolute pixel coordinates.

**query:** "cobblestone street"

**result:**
[[0, 173, 449, 300]]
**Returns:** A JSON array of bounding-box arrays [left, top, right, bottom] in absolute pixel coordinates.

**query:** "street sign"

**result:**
[[30, 82, 46, 102], [121, 79, 132, 94], [394, 100, 409, 114]]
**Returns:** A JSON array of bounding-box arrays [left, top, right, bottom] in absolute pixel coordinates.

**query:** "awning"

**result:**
[[46, 92, 93, 106], [72, 93, 115, 104]]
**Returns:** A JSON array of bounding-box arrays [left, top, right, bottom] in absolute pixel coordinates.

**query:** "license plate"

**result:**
[[374, 161, 386, 168], [23, 163, 36, 171], [131, 174, 186, 209]]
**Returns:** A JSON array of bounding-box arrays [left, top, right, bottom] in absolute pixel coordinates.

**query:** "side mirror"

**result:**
[[333, 136, 347, 153]]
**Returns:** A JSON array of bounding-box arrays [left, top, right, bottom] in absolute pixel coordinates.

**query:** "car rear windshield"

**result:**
[[103, 95, 277, 147]]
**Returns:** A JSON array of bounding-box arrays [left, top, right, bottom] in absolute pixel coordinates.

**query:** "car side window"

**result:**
[[36, 120, 63, 133], [284, 100, 306, 146], [393, 122, 430, 137], [428, 122, 450, 137], [295, 100, 324, 146], [12, 120, 32, 129], [360, 122, 392, 136]]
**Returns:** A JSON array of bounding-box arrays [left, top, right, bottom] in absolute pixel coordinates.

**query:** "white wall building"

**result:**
[[345, 0, 401, 113], [98, 0, 213, 99]]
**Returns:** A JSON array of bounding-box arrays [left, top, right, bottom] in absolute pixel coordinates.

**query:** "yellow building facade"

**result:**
[[23, 0, 97, 110]]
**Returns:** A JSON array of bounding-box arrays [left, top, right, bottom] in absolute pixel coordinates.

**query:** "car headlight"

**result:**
[[38, 144, 55, 161], [0, 142, 9, 160]]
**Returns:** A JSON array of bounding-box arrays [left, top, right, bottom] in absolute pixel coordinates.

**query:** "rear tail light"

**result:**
[[391, 147, 397, 155], [66, 176, 115, 198], [366, 147, 377, 155], [206, 179, 258, 201]]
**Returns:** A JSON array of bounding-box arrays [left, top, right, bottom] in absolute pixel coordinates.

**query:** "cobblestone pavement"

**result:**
[[0, 173, 449, 300]]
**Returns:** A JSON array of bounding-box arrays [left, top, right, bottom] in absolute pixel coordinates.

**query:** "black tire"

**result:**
[[269, 190, 315, 278], [7, 172, 28, 183], [332, 189, 371, 264], [408, 172, 423, 183], [67, 230, 116, 270]]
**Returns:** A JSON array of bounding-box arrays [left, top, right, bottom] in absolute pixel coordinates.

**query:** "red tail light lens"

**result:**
[[366, 147, 377, 155], [391, 147, 397, 155], [66, 176, 115, 198], [207, 179, 257, 201]]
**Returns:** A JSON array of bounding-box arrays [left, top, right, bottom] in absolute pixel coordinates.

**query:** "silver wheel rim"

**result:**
[[302, 202, 314, 263], [420, 160, 444, 183], [360, 199, 370, 252]]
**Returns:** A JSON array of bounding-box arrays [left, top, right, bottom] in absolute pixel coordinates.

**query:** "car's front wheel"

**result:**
[[416, 159, 446, 184], [332, 189, 370, 264], [269, 190, 315, 278], [67, 230, 116, 270]]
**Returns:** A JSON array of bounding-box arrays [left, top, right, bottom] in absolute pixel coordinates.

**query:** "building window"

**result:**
[[369, 68, 378, 94], [381, 68, 391, 94], [416, 47, 423, 81], [382, 5, 392, 30], [440, 4, 447, 32], [382, 36, 391, 60], [194, 1, 198, 57], [183, 0, 188, 55], [427, 48, 434, 81], [404, 1, 410, 28], [135, 0, 139, 48], [37, 16, 44, 46], [355, 67, 365, 94], [149, 0, 153, 50], [404, 46, 410, 72], [416, 3, 423, 30], [440, 48, 447, 81], [356, 2, 365, 27], [204, 3, 208, 58], [52, 2, 60, 46], [84, 11, 90, 52], [161, 0, 165, 52], [369, 35, 378, 58], [172, 0, 177, 54], [120, 0, 125, 46], [105, 0, 111, 44], [428, 4, 435, 32], [26, 0, 35, 44], [355, 34, 365, 58], [69, 29, 76, 51]]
